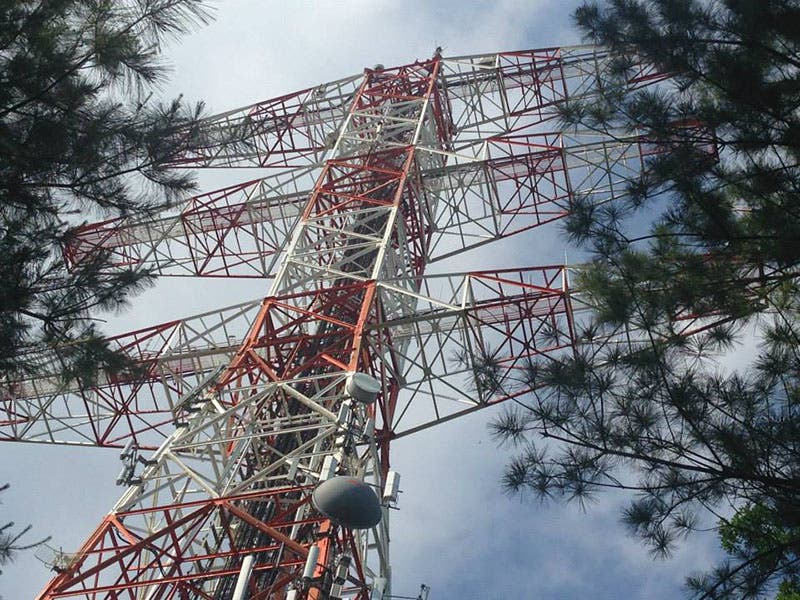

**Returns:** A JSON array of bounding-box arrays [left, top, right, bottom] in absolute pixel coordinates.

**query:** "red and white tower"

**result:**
[[2, 46, 693, 599]]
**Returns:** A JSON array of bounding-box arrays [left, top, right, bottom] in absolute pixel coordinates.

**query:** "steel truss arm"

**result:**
[[62, 124, 713, 279], [2, 257, 730, 450], [436, 45, 664, 153], [1, 300, 261, 449], [163, 46, 663, 172], [422, 124, 714, 262], [370, 260, 746, 439], [64, 168, 319, 278], [164, 75, 362, 169]]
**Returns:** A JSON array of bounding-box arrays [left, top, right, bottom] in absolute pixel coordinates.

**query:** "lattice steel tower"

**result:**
[[3, 47, 687, 599]]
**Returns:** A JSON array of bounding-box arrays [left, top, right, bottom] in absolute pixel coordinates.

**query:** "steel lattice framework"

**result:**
[[0, 47, 720, 599]]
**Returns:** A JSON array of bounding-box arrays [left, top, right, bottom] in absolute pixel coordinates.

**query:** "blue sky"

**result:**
[[1, 1, 723, 598]]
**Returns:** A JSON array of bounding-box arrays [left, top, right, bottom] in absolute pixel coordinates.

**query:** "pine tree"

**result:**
[[0, 0, 212, 382], [0, 0, 212, 568], [489, 1, 800, 598], [0, 484, 48, 576]]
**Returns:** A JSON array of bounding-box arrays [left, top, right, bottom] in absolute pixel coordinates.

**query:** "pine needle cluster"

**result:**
[[486, 1, 800, 597]]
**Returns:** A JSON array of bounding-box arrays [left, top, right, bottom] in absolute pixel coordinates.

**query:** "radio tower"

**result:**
[[3, 46, 705, 599]]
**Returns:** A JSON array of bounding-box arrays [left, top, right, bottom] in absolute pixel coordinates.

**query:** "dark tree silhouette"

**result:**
[[0, 0, 212, 382], [489, 2, 800, 598], [0, 0, 213, 572]]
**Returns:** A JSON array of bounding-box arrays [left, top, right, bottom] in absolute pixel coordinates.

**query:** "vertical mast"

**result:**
[[38, 58, 450, 600]]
